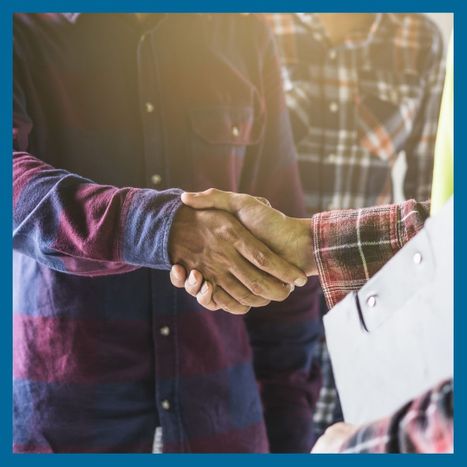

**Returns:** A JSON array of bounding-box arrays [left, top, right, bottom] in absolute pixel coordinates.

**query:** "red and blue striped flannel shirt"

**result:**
[[13, 13, 322, 453]]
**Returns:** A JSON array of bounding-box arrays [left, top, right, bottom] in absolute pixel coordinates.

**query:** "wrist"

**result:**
[[290, 217, 317, 276], [168, 205, 194, 265]]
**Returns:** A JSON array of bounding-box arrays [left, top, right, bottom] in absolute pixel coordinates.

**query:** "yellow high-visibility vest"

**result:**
[[431, 35, 453, 215]]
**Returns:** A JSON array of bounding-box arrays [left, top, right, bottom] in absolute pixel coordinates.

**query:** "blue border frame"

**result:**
[[1, 1, 463, 465]]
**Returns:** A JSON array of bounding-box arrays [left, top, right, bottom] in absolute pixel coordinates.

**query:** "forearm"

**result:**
[[13, 151, 182, 275], [310, 199, 431, 308]]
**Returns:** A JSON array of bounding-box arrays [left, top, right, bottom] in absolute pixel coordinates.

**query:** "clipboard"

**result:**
[[323, 199, 453, 425]]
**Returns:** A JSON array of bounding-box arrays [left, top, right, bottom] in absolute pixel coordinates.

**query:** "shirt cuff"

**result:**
[[120, 187, 183, 270]]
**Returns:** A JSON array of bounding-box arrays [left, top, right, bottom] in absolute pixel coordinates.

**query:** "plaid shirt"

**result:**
[[13, 14, 321, 453], [268, 13, 445, 436], [312, 200, 453, 453], [268, 13, 444, 214]]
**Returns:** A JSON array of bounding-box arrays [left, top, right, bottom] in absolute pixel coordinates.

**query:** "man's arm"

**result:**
[[13, 42, 306, 309], [13, 151, 182, 276], [13, 41, 181, 276], [312, 379, 453, 453], [312, 199, 431, 308], [173, 192, 430, 309]]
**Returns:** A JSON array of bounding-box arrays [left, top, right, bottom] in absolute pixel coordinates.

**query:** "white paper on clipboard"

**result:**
[[323, 198, 453, 426]]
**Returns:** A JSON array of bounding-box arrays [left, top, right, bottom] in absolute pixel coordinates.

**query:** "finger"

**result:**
[[170, 264, 188, 288], [219, 274, 271, 308], [234, 231, 307, 288], [212, 287, 251, 315], [181, 188, 235, 213], [196, 281, 220, 310], [184, 270, 204, 297], [228, 254, 294, 302]]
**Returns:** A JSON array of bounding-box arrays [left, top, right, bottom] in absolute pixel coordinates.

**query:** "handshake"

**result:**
[[169, 188, 317, 314]]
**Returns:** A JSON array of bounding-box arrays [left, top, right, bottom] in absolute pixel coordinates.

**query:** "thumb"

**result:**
[[181, 188, 237, 212]]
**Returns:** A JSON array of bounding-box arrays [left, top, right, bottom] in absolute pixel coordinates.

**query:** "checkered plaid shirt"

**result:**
[[267, 13, 444, 214], [312, 200, 453, 453], [267, 13, 445, 436], [340, 379, 453, 453]]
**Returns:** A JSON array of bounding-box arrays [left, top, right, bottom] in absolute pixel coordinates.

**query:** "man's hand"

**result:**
[[311, 422, 358, 453], [182, 189, 316, 275], [170, 189, 317, 312], [169, 205, 307, 314]]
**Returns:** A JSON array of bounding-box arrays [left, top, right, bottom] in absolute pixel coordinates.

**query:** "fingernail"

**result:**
[[294, 277, 307, 287], [188, 272, 197, 285], [200, 282, 209, 294]]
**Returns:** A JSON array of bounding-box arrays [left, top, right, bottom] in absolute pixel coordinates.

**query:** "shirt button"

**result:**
[[150, 174, 162, 186], [145, 102, 155, 113], [161, 399, 171, 411], [160, 326, 170, 336], [329, 102, 339, 113], [366, 295, 377, 308], [231, 125, 240, 137], [413, 252, 423, 264], [329, 49, 337, 60]]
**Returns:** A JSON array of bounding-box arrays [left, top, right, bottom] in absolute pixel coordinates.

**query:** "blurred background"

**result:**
[[392, 13, 453, 202], [426, 13, 453, 47]]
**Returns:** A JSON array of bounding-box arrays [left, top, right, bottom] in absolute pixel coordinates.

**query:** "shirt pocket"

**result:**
[[189, 105, 264, 191], [355, 70, 423, 162]]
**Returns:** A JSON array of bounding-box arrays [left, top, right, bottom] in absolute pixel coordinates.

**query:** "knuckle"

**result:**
[[213, 289, 228, 307], [256, 196, 271, 207], [252, 250, 269, 268], [217, 224, 236, 242], [248, 280, 264, 296]]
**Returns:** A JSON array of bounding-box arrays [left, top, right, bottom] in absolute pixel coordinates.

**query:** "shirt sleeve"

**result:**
[[312, 199, 431, 309], [242, 17, 322, 453], [404, 22, 445, 201], [339, 379, 453, 453], [13, 46, 182, 277]]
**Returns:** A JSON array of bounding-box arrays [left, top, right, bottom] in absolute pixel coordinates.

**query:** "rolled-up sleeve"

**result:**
[[312, 200, 430, 308]]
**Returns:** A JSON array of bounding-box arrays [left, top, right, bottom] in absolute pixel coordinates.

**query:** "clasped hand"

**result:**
[[168, 188, 316, 314]]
